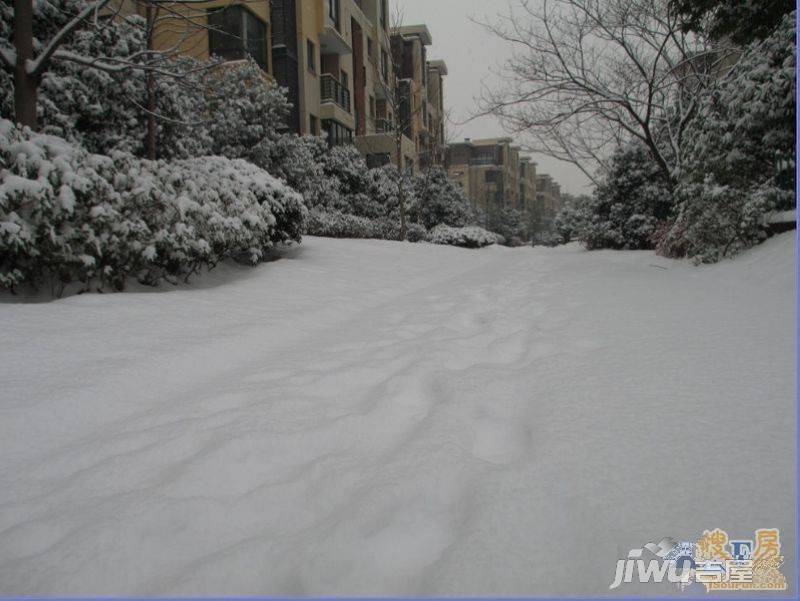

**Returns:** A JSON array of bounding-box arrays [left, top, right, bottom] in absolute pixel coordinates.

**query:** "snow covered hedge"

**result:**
[[305, 208, 401, 241], [427, 225, 498, 248], [0, 120, 305, 291], [657, 11, 796, 262]]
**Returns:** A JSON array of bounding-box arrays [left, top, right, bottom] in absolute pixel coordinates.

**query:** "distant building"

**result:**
[[446, 137, 525, 223], [424, 59, 448, 167], [535, 174, 563, 231]]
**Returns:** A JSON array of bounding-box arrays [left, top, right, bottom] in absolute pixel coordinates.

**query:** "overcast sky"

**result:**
[[395, 0, 593, 196]]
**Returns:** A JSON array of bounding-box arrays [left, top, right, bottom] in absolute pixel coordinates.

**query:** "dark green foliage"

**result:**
[[673, 0, 795, 45]]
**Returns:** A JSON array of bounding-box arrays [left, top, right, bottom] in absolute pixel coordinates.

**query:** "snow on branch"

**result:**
[[27, 0, 115, 76], [0, 46, 15, 70]]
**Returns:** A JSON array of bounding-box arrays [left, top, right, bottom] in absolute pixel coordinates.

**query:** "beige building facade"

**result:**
[[535, 174, 563, 230], [111, 0, 274, 74], [446, 138, 522, 218], [446, 137, 566, 235], [112, 1, 446, 172]]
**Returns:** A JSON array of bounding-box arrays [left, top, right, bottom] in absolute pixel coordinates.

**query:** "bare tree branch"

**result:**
[[28, 0, 114, 76], [476, 0, 716, 183]]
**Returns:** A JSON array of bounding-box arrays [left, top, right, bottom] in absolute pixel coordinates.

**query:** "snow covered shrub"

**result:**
[[658, 12, 796, 262], [205, 60, 291, 162], [262, 135, 337, 209], [364, 165, 411, 221], [305, 209, 400, 240], [405, 223, 427, 243], [580, 142, 673, 250], [0, 121, 305, 291], [306, 209, 372, 238], [427, 225, 498, 248], [554, 197, 590, 243], [487, 207, 529, 245], [412, 167, 473, 229]]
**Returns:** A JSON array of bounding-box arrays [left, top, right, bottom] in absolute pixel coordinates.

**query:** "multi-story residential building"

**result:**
[[111, 1, 438, 173], [518, 157, 537, 216], [269, 1, 416, 169], [445, 137, 522, 220], [424, 59, 448, 167], [354, 6, 417, 171], [535, 174, 563, 231], [387, 24, 433, 172], [271, 0, 363, 143], [110, 1, 274, 76]]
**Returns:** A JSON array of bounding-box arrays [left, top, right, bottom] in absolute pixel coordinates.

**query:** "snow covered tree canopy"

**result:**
[[657, 11, 797, 263]]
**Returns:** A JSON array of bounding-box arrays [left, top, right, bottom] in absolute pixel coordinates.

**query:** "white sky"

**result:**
[[395, 0, 593, 195]]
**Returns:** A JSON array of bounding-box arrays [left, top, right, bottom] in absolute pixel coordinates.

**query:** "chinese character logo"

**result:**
[[694, 528, 787, 592]]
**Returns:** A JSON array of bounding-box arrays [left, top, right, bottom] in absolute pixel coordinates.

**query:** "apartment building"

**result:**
[[424, 60, 448, 167], [271, 0, 365, 143], [110, 1, 438, 173], [518, 157, 537, 216], [109, 1, 274, 75], [270, 1, 418, 171], [535, 174, 563, 231], [387, 24, 434, 172], [446, 138, 522, 218]]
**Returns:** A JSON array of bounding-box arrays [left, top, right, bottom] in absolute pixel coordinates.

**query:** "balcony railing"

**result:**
[[375, 118, 393, 133], [470, 156, 499, 166], [320, 74, 351, 113]]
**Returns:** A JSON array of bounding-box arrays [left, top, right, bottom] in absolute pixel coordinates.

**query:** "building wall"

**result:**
[[535, 174, 563, 230], [113, 1, 273, 74], [446, 139, 549, 228], [425, 61, 447, 166]]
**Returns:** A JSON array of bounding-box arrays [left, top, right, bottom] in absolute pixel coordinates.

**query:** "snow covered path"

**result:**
[[0, 235, 795, 596]]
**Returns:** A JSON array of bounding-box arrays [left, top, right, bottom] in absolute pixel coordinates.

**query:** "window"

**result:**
[[369, 95, 376, 121], [340, 70, 349, 92], [208, 6, 268, 71], [322, 119, 353, 147], [381, 50, 389, 82], [366, 153, 391, 168], [307, 39, 316, 72], [328, 0, 340, 31], [310, 114, 319, 136], [367, 37, 374, 60], [485, 170, 500, 183], [380, 0, 388, 30]]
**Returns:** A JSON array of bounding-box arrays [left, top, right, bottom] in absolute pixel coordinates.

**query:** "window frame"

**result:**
[[307, 39, 317, 73], [207, 5, 268, 71]]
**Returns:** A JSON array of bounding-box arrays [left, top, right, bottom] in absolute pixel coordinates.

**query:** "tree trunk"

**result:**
[[396, 133, 407, 240], [13, 0, 39, 129], [145, 5, 157, 160], [146, 71, 157, 160]]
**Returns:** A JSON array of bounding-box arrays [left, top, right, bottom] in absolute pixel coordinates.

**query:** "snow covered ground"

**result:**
[[0, 234, 795, 596]]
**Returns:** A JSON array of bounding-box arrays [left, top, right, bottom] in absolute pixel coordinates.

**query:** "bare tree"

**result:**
[[361, 4, 428, 240], [1, 0, 227, 143], [477, 0, 723, 185]]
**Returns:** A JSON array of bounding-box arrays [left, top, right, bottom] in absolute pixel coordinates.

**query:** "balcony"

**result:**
[[320, 3, 352, 56], [470, 156, 499, 166], [375, 118, 393, 133], [321, 74, 351, 113]]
